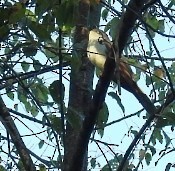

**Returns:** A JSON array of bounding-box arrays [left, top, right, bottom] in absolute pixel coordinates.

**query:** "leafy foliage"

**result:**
[[0, 0, 175, 170]]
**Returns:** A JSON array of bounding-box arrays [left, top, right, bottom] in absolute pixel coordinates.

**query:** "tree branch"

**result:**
[[0, 62, 69, 90], [0, 96, 36, 171]]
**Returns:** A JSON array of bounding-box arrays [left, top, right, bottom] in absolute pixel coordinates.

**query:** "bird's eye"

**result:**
[[98, 37, 103, 44]]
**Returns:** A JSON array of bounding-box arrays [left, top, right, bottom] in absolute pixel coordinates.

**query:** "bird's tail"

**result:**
[[112, 60, 156, 115]]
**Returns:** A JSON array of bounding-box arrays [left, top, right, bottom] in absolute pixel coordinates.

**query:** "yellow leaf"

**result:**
[[154, 68, 165, 78], [139, 149, 145, 160]]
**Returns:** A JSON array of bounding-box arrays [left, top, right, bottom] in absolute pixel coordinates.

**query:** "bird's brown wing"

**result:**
[[112, 59, 156, 115]]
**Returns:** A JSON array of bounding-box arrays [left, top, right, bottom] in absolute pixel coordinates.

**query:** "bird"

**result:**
[[87, 29, 156, 115]]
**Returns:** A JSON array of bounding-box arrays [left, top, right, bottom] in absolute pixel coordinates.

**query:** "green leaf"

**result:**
[[148, 145, 156, 156], [39, 164, 46, 171], [38, 140, 44, 149], [37, 85, 49, 103], [168, 0, 175, 8], [139, 149, 145, 160], [146, 74, 152, 86], [66, 107, 84, 129], [70, 52, 82, 74], [145, 152, 152, 165], [0, 25, 10, 40], [14, 104, 18, 111], [163, 112, 175, 124], [49, 80, 65, 104], [152, 128, 163, 144], [108, 92, 125, 113], [90, 158, 96, 169], [25, 9, 36, 22], [0, 165, 6, 171], [32, 83, 49, 103], [9, 3, 25, 24], [21, 61, 30, 72], [162, 130, 171, 147], [101, 155, 124, 171], [109, 17, 120, 40], [156, 112, 175, 128], [44, 43, 59, 62], [158, 19, 165, 33], [102, 9, 109, 21], [33, 59, 42, 70], [25, 101, 31, 113], [97, 102, 109, 138], [30, 105, 39, 117], [145, 15, 165, 38], [18, 90, 27, 104], [49, 115, 62, 134], [165, 163, 172, 171], [7, 91, 14, 100], [35, 0, 50, 18], [0, 8, 10, 26], [22, 46, 37, 57], [44, 37, 68, 63], [146, 15, 159, 30], [131, 130, 138, 137], [18, 160, 25, 170], [55, 1, 76, 27], [28, 21, 50, 40]]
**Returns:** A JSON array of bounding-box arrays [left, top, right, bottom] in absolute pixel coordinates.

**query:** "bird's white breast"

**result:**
[[87, 30, 107, 70]]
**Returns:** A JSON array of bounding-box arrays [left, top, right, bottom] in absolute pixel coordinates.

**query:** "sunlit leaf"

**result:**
[[25, 9, 36, 22], [154, 68, 165, 79], [146, 15, 159, 30], [39, 164, 46, 171], [24, 101, 31, 113], [139, 149, 145, 160], [30, 105, 39, 117]]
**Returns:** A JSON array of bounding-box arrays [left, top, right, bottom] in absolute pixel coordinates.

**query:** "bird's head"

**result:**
[[87, 29, 111, 70]]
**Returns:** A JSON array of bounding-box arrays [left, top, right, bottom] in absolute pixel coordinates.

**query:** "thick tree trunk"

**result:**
[[64, 1, 102, 171]]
